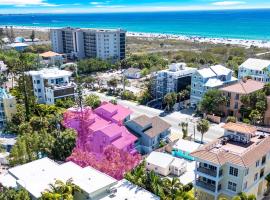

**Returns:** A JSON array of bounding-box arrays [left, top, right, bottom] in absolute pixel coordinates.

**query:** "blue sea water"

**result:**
[[0, 9, 270, 40]]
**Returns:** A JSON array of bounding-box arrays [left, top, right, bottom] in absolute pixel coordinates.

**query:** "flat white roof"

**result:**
[[204, 78, 224, 87], [100, 179, 160, 200], [197, 68, 216, 78], [146, 152, 174, 168], [4, 158, 117, 199], [7, 43, 29, 48], [0, 135, 17, 146], [240, 58, 270, 71], [170, 157, 186, 168], [27, 67, 72, 79], [210, 65, 231, 76], [0, 173, 17, 188], [173, 139, 201, 153], [197, 65, 232, 78]]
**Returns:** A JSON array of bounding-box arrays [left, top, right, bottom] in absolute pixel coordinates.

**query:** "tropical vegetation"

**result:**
[[125, 161, 194, 200], [40, 179, 81, 200], [198, 89, 227, 115], [196, 119, 210, 144], [0, 187, 31, 200]]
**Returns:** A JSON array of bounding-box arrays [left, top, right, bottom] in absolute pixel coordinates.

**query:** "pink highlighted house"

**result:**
[[63, 102, 137, 155], [94, 102, 132, 125]]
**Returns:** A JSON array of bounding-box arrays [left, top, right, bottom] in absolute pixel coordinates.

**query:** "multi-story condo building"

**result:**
[[190, 65, 237, 106], [50, 27, 126, 61], [191, 122, 270, 200], [238, 58, 270, 82], [153, 63, 196, 99], [219, 79, 265, 119], [0, 88, 16, 129], [27, 67, 76, 105]]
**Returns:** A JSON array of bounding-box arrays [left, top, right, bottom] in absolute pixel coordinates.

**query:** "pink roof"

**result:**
[[100, 123, 122, 138], [112, 127, 138, 149], [88, 114, 109, 132], [94, 102, 133, 123], [64, 104, 137, 153]]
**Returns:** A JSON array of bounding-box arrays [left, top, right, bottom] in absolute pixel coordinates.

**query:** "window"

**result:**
[[38, 89, 41, 92], [256, 160, 260, 167], [235, 94, 239, 100], [228, 181, 237, 192], [254, 173, 258, 181], [245, 168, 249, 176], [243, 181, 248, 190], [37, 80, 40, 84], [262, 155, 266, 165], [234, 102, 238, 109], [260, 168, 265, 178], [229, 166, 238, 177]]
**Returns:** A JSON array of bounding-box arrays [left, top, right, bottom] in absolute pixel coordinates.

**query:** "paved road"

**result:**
[[84, 90, 225, 143]]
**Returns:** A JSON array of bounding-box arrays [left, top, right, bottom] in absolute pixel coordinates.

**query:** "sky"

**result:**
[[0, 0, 269, 14]]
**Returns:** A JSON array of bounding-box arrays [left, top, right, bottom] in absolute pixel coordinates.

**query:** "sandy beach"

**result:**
[[2, 25, 270, 49], [127, 32, 270, 49]]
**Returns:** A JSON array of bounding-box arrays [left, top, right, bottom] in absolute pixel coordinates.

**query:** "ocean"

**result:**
[[0, 9, 270, 40]]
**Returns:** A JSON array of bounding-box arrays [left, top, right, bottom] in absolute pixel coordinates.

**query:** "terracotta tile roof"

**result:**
[[191, 136, 270, 167], [222, 122, 257, 135], [220, 79, 264, 94], [40, 51, 62, 58]]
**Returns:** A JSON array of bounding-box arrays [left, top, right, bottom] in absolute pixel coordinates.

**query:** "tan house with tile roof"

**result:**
[[191, 122, 270, 200], [125, 115, 171, 154], [219, 79, 265, 119]]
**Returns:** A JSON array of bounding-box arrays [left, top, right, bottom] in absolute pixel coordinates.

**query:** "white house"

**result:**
[[238, 58, 270, 82], [123, 68, 141, 79], [146, 151, 187, 177], [39, 51, 66, 67], [0, 158, 117, 200], [27, 67, 76, 104], [0, 158, 159, 200], [100, 179, 160, 200]]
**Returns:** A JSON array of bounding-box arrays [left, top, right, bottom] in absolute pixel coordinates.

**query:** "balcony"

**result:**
[[53, 86, 75, 98], [196, 180, 216, 192], [197, 167, 217, 177]]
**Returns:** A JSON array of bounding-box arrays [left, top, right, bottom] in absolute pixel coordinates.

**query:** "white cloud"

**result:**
[[0, 0, 57, 6], [212, 1, 246, 6], [90, 2, 100, 5]]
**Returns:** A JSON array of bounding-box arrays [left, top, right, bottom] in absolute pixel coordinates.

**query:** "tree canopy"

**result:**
[[199, 89, 227, 115]]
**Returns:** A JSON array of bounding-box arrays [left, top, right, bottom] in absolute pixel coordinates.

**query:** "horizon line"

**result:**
[[0, 7, 270, 15]]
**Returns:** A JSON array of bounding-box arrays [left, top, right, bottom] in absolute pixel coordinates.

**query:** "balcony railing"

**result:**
[[196, 180, 216, 192], [197, 167, 217, 177]]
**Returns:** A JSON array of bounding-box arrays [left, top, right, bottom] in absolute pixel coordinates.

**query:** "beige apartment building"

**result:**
[[219, 79, 264, 119], [191, 122, 270, 200]]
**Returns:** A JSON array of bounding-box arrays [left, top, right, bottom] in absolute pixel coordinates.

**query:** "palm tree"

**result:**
[[162, 178, 183, 199], [107, 78, 118, 95], [124, 161, 146, 188], [40, 179, 81, 200], [145, 171, 164, 198], [196, 119, 210, 144], [179, 122, 188, 139]]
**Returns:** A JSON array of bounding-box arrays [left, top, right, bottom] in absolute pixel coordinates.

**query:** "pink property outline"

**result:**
[[63, 102, 141, 179]]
